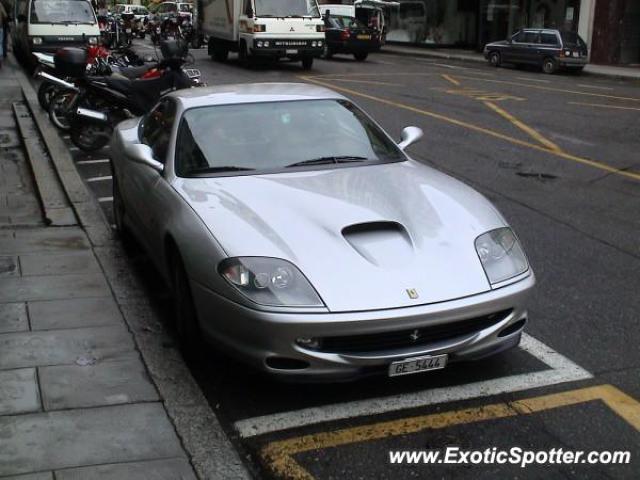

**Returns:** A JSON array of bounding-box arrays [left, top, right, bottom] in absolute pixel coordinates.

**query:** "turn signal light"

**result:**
[[340, 29, 350, 40], [253, 24, 266, 32]]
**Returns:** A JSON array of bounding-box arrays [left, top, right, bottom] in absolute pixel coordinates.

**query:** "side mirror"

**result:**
[[398, 126, 423, 151], [124, 143, 164, 173]]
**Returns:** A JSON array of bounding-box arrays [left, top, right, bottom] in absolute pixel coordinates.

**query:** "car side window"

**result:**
[[540, 33, 559, 46], [141, 100, 177, 163], [512, 31, 524, 43], [175, 116, 209, 176], [522, 32, 540, 43]]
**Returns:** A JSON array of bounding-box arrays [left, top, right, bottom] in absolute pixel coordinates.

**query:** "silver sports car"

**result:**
[[110, 83, 535, 380]]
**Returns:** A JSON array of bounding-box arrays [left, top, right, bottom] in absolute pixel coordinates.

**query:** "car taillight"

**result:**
[[340, 29, 350, 40]]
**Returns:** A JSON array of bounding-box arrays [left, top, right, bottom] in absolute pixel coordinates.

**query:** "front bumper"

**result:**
[[191, 272, 535, 381]]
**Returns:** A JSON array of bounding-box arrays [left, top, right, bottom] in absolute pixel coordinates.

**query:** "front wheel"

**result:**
[[301, 56, 314, 70], [70, 123, 112, 152], [353, 52, 368, 61], [542, 57, 557, 74], [488, 51, 501, 67]]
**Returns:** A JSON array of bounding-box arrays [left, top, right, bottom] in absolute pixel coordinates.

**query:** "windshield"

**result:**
[[175, 99, 404, 177], [31, 0, 96, 24], [329, 15, 366, 29], [254, 0, 320, 17], [179, 4, 192, 12]]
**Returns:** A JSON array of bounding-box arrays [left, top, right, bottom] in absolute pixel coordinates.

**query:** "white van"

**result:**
[[12, 0, 100, 66]]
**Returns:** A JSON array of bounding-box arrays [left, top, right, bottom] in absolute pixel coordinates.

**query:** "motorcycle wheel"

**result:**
[[70, 124, 112, 152], [48, 92, 74, 131], [37, 82, 58, 110]]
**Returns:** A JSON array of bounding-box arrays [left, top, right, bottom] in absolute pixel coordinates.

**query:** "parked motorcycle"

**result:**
[[63, 41, 201, 152]]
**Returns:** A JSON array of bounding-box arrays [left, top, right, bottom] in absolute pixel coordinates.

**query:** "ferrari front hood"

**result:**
[[175, 161, 506, 312]]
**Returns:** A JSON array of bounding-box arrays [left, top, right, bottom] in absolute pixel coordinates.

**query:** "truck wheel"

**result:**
[[301, 56, 314, 70], [354, 52, 368, 61]]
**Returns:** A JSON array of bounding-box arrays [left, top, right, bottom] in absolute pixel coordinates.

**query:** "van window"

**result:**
[[540, 33, 559, 46], [30, 0, 96, 25]]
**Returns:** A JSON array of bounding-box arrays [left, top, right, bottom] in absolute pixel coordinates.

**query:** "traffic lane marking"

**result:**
[[452, 74, 640, 103], [321, 78, 402, 87], [234, 333, 592, 438], [260, 384, 640, 480], [576, 84, 614, 91], [299, 75, 640, 182], [441, 74, 460, 86], [568, 101, 640, 112], [484, 101, 563, 153], [515, 76, 551, 84], [432, 86, 526, 102]]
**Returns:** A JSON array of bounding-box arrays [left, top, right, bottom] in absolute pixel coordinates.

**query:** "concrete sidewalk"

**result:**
[[381, 44, 640, 81], [0, 56, 247, 479]]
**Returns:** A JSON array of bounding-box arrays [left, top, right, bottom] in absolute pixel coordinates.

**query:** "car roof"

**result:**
[[169, 83, 346, 110]]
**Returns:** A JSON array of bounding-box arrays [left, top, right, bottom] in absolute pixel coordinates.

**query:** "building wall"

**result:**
[[591, 0, 640, 65]]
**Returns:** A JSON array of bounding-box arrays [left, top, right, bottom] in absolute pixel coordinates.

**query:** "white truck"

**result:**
[[203, 0, 325, 69]]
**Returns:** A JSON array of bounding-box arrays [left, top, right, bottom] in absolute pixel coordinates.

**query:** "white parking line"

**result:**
[[233, 333, 592, 438], [77, 159, 110, 165], [86, 175, 113, 182], [516, 76, 550, 83], [577, 84, 613, 91], [98, 197, 113, 203]]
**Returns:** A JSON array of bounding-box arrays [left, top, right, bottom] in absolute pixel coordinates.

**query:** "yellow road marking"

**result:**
[[441, 74, 460, 86], [299, 75, 640, 182], [436, 87, 525, 102], [484, 101, 563, 152], [260, 385, 640, 480], [454, 74, 640, 103], [568, 101, 640, 112], [320, 78, 401, 87]]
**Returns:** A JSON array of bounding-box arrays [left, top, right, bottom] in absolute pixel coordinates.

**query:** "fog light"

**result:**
[[317, 40, 323, 47], [257, 40, 263, 48], [296, 337, 321, 350], [263, 40, 269, 47], [32, 37, 43, 45]]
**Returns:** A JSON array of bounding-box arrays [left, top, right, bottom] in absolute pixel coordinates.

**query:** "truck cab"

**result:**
[[205, 0, 325, 69]]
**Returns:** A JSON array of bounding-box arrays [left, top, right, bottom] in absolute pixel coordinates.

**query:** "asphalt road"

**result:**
[[54, 42, 640, 479]]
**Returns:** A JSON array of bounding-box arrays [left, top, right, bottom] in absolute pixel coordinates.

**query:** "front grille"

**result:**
[[318, 310, 512, 354], [273, 40, 309, 47]]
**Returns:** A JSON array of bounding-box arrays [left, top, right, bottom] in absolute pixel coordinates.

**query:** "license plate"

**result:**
[[357, 34, 371, 40], [286, 49, 298, 54], [389, 354, 448, 377]]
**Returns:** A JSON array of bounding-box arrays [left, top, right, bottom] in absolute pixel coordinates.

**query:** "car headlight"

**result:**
[[32, 37, 43, 45], [219, 257, 324, 307], [475, 228, 528, 285], [88, 37, 98, 45]]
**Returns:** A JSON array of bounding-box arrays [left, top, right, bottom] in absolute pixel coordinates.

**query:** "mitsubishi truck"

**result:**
[[203, 0, 325, 69]]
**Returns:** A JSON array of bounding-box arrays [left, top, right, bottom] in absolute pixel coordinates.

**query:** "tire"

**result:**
[[172, 253, 203, 357], [353, 52, 368, 61], [48, 92, 74, 131], [238, 40, 249, 67], [301, 56, 314, 70], [37, 82, 58, 111], [542, 57, 557, 74], [70, 123, 112, 152], [322, 44, 333, 59], [213, 44, 229, 62], [488, 51, 501, 67]]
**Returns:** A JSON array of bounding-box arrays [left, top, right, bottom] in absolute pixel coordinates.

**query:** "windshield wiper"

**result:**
[[187, 166, 255, 174], [286, 156, 369, 168]]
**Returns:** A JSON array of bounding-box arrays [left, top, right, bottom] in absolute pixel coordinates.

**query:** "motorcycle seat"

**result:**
[[113, 65, 154, 79]]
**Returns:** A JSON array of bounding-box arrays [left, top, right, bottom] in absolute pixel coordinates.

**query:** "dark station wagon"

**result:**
[[323, 13, 381, 62], [484, 29, 588, 74]]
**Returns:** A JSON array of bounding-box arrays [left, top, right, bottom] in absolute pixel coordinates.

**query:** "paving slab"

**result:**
[[28, 297, 121, 331], [55, 458, 196, 480], [0, 228, 89, 254], [0, 273, 110, 303], [0, 303, 28, 333], [39, 353, 158, 410], [0, 256, 18, 277], [0, 325, 134, 369], [0, 368, 40, 415], [19, 252, 101, 277], [0, 403, 185, 477]]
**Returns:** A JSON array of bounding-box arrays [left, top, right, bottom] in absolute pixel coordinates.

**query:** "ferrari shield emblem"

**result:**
[[406, 288, 419, 299]]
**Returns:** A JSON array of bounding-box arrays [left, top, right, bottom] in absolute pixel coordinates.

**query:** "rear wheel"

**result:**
[[172, 253, 203, 358], [488, 51, 501, 67], [301, 56, 314, 70], [37, 83, 58, 111], [542, 57, 557, 74], [48, 92, 74, 131], [353, 52, 368, 61]]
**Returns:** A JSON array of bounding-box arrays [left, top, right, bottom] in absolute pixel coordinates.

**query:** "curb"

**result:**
[[380, 46, 640, 81], [16, 59, 251, 480]]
